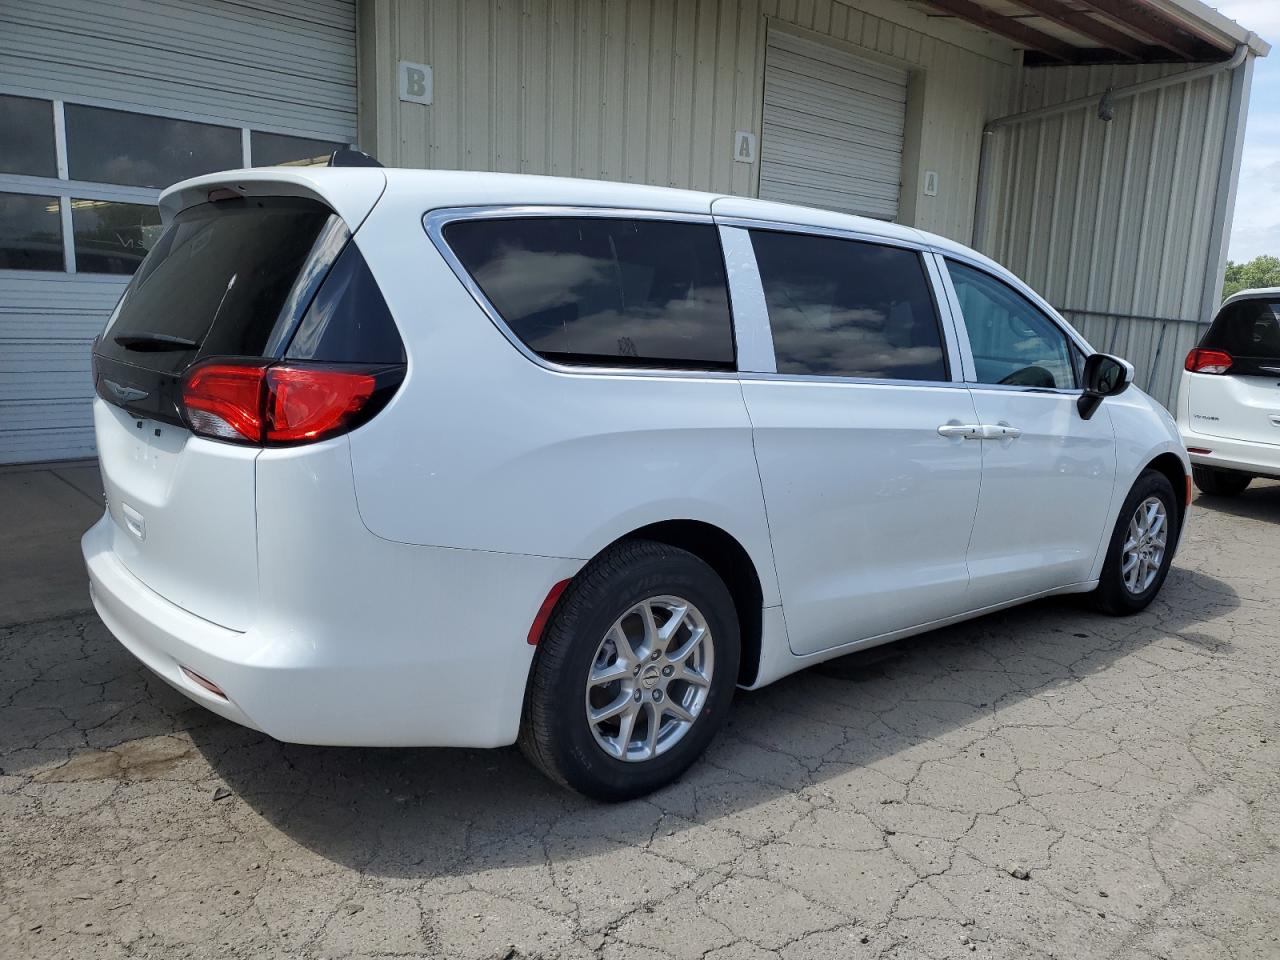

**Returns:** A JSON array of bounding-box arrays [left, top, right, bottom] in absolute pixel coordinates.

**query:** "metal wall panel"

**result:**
[[759, 29, 908, 219], [0, 0, 357, 140], [363, 0, 1016, 242], [975, 63, 1235, 408], [0, 0, 357, 463]]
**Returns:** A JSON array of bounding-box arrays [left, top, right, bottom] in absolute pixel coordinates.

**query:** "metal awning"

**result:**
[[905, 0, 1270, 65]]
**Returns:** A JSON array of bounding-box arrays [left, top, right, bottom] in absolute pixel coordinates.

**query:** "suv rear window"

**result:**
[[97, 196, 342, 374], [443, 217, 735, 370], [1202, 298, 1280, 372]]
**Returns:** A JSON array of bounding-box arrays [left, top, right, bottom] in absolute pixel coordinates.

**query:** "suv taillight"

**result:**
[[181, 361, 402, 445], [1184, 348, 1232, 375]]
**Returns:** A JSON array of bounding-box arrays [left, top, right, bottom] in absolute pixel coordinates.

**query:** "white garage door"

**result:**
[[0, 0, 357, 464], [759, 30, 909, 221]]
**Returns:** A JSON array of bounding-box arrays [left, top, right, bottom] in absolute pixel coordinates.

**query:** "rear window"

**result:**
[[443, 217, 735, 370], [97, 197, 342, 374], [1203, 298, 1280, 365]]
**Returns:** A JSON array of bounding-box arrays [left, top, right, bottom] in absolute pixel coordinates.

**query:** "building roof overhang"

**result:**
[[902, 0, 1269, 66]]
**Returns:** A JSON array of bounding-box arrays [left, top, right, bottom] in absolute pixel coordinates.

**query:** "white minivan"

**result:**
[[1177, 288, 1280, 494], [83, 167, 1189, 799]]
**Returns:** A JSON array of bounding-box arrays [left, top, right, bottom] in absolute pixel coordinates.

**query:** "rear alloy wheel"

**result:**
[[519, 540, 739, 800], [1091, 469, 1179, 615], [1192, 465, 1251, 497]]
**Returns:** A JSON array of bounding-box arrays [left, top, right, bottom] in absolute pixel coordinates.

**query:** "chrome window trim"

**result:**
[[422, 204, 741, 381], [735, 372, 965, 390], [922, 251, 966, 384], [931, 251, 977, 383], [714, 214, 927, 253], [718, 225, 775, 374]]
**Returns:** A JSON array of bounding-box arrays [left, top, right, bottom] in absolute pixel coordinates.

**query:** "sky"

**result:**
[[1217, 0, 1280, 263]]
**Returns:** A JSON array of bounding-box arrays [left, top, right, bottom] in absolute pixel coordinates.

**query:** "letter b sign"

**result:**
[[398, 61, 433, 105]]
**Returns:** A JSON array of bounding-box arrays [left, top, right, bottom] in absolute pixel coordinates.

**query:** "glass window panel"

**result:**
[[749, 230, 948, 381], [0, 95, 57, 177], [0, 192, 64, 271], [97, 197, 338, 373], [945, 260, 1076, 389], [444, 217, 736, 369], [71, 200, 163, 275], [65, 104, 241, 188], [251, 131, 344, 168], [1202, 298, 1280, 361]]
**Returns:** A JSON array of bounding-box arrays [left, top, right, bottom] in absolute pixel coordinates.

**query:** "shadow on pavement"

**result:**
[[0, 563, 1240, 880], [1190, 478, 1280, 524]]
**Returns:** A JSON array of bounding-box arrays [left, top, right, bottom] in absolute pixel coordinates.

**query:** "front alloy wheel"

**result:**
[[1121, 496, 1169, 595], [520, 540, 740, 800], [1092, 469, 1179, 615]]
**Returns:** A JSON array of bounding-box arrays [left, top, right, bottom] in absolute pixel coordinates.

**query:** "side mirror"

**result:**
[[1078, 353, 1133, 420]]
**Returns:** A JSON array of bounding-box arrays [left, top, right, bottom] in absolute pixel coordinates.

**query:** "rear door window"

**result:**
[[443, 217, 735, 370], [748, 230, 948, 381], [1202, 298, 1280, 375]]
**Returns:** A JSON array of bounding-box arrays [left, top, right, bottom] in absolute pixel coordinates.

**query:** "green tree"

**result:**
[[1223, 255, 1280, 300]]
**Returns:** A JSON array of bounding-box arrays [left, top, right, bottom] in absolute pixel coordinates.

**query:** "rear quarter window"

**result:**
[[442, 216, 735, 370]]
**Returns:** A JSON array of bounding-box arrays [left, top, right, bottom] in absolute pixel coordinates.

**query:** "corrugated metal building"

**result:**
[[0, 0, 1270, 463]]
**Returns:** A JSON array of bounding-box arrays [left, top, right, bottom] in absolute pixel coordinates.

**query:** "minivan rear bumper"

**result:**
[[83, 502, 577, 748], [1179, 426, 1280, 478]]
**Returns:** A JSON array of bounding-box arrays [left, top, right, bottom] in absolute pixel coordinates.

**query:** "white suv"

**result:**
[[1177, 288, 1280, 495], [83, 168, 1188, 799]]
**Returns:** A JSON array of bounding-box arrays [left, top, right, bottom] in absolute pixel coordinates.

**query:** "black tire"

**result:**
[[1091, 469, 1179, 616], [1192, 465, 1251, 497], [519, 539, 740, 801]]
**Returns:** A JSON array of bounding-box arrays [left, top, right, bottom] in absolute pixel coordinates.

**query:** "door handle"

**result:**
[[937, 423, 984, 439], [977, 423, 1022, 440]]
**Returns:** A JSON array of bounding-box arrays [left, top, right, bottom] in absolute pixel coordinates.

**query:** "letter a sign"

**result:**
[[733, 131, 757, 164], [399, 61, 433, 105]]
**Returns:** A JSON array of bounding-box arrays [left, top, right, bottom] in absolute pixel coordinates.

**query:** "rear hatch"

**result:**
[[91, 184, 381, 630], [1187, 296, 1280, 446]]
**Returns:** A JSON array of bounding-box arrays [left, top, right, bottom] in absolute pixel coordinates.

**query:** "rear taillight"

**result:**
[[1184, 348, 1232, 374], [181, 361, 401, 445]]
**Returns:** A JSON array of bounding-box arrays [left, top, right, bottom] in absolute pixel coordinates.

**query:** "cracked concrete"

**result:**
[[2, 474, 1279, 959]]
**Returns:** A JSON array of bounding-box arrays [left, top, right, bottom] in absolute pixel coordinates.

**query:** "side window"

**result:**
[[443, 217, 735, 370], [748, 230, 949, 381], [946, 260, 1077, 389]]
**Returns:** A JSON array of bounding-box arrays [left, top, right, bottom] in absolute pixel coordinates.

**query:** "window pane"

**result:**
[[1202, 298, 1280, 361], [0, 95, 57, 177], [97, 197, 339, 374], [71, 200, 163, 275], [946, 261, 1076, 389], [0, 192, 64, 271], [65, 105, 241, 188], [251, 131, 343, 168], [749, 230, 947, 381], [444, 217, 735, 369]]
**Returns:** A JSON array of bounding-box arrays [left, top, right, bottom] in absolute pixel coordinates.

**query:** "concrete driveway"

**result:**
[[2, 463, 1278, 960]]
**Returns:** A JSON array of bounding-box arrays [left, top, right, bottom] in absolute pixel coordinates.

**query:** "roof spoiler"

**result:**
[[329, 148, 383, 168]]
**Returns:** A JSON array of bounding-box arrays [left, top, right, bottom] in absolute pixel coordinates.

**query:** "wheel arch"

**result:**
[[602, 519, 765, 688], [1144, 451, 1190, 526]]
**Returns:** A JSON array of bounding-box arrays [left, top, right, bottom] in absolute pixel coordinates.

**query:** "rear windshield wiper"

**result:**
[[112, 333, 200, 352]]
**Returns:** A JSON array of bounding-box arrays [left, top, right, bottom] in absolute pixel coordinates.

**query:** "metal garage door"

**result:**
[[759, 30, 908, 221], [0, 0, 357, 464]]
